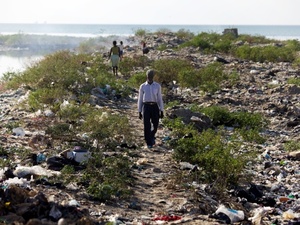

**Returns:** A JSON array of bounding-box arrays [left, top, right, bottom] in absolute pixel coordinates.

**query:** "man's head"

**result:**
[[146, 69, 155, 84]]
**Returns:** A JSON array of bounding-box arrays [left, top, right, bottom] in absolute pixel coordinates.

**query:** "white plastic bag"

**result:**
[[249, 206, 273, 225], [216, 204, 244, 223], [12, 127, 25, 137]]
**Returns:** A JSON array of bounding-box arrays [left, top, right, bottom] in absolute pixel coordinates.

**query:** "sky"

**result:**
[[2, 0, 299, 25]]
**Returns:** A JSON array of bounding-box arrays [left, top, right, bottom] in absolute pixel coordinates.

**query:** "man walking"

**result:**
[[138, 70, 164, 148]]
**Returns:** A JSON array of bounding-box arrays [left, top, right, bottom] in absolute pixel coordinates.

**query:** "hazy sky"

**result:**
[[2, 0, 299, 25]]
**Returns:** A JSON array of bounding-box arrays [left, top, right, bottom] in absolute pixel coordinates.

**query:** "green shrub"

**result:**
[[237, 128, 266, 144], [232, 111, 266, 129], [82, 110, 132, 147], [3, 121, 21, 132], [77, 38, 107, 53], [10, 147, 32, 163], [15, 50, 132, 106], [84, 153, 133, 201], [120, 56, 152, 77], [0, 146, 11, 167], [134, 28, 148, 37], [198, 62, 226, 93], [192, 129, 245, 186], [180, 32, 299, 63], [60, 165, 77, 184], [176, 29, 194, 40], [58, 103, 91, 122], [163, 117, 201, 162], [167, 121, 246, 189], [287, 77, 300, 86], [199, 105, 266, 130], [46, 123, 74, 139], [200, 105, 233, 126], [127, 72, 147, 89], [234, 45, 295, 62], [293, 57, 300, 67], [194, 105, 267, 143], [156, 44, 168, 51], [283, 39, 300, 51], [184, 32, 211, 52], [28, 88, 67, 111], [284, 140, 300, 152], [1, 71, 21, 83], [154, 28, 172, 35], [178, 69, 202, 88], [151, 58, 193, 84], [182, 32, 235, 53], [236, 34, 272, 44], [213, 39, 232, 53], [165, 100, 181, 109], [5, 51, 93, 91], [227, 70, 240, 86]]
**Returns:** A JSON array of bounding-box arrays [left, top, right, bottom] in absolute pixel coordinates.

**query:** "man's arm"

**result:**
[[157, 84, 164, 112], [137, 84, 144, 113]]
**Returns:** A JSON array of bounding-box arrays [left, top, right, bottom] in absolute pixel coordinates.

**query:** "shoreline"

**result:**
[[1, 24, 300, 39]]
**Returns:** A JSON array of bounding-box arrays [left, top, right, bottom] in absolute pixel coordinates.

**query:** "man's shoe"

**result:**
[[152, 138, 156, 145], [147, 145, 153, 149]]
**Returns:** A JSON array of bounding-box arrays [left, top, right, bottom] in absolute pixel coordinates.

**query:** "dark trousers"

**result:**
[[143, 104, 159, 146]]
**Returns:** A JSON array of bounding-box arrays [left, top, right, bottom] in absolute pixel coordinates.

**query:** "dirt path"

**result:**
[[113, 98, 218, 224]]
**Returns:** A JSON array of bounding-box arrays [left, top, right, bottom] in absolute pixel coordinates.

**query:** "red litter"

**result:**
[[152, 215, 182, 221]]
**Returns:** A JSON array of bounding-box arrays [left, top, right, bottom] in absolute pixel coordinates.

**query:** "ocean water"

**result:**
[[1, 23, 300, 40], [1, 23, 300, 77]]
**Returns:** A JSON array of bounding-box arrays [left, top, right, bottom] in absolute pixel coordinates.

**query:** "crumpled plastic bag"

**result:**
[[215, 204, 244, 223], [13, 165, 60, 178], [4, 177, 31, 187], [249, 206, 273, 225], [49, 205, 62, 220], [282, 209, 300, 220]]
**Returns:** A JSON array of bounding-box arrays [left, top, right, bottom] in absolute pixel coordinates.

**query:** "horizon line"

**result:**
[[0, 23, 300, 26]]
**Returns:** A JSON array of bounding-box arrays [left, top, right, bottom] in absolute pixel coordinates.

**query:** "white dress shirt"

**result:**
[[138, 81, 164, 112]]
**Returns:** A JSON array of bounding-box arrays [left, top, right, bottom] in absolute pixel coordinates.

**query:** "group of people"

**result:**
[[108, 40, 150, 76], [109, 40, 163, 149]]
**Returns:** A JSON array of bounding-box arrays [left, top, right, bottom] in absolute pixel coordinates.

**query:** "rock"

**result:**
[[288, 150, 300, 160], [167, 108, 213, 132]]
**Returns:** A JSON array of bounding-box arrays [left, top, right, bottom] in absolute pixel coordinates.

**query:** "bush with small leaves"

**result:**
[[81, 110, 133, 148], [178, 69, 202, 88], [83, 153, 133, 201], [134, 28, 148, 37], [198, 62, 226, 93], [120, 56, 152, 77], [152, 58, 193, 84], [28, 87, 67, 111], [175, 29, 194, 40], [166, 120, 247, 190], [200, 105, 233, 126], [234, 45, 295, 62], [46, 123, 74, 140], [284, 140, 300, 152], [127, 72, 147, 89], [287, 77, 300, 86]]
